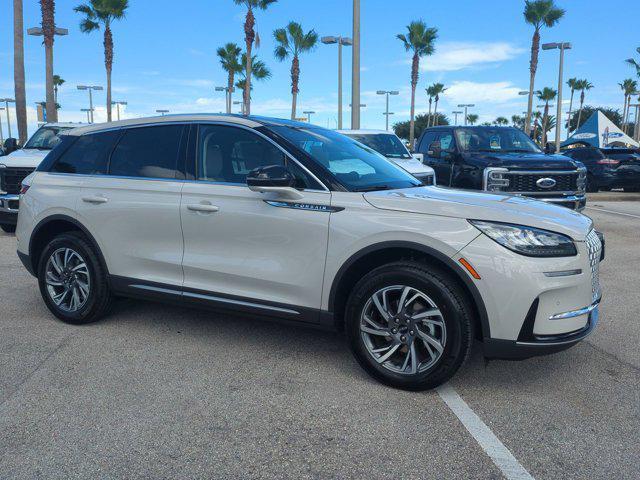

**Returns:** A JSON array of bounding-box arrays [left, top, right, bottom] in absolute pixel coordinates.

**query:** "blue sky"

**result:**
[[0, 0, 638, 137]]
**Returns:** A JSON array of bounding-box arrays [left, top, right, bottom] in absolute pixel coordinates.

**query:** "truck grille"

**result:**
[[505, 171, 578, 193], [586, 230, 602, 303], [0, 167, 35, 195]]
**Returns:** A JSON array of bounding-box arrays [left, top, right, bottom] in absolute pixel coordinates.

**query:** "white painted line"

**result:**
[[586, 206, 640, 220], [437, 384, 534, 480]]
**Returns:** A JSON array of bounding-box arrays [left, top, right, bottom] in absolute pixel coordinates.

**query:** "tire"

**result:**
[[1, 224, 16, 233], [37, 232, 112, 325], [586, 175, 599, 193], [345, 261, 474, 391]]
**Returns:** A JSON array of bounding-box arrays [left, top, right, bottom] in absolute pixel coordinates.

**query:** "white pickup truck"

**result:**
[[0, 123, 79, 232]]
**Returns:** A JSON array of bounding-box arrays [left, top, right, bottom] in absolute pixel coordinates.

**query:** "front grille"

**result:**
[[0, 167, 35, 194], [586, 230, 602, 303], [505, 171, 578, 192]]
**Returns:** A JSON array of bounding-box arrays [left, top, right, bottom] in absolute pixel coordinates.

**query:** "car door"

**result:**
[[76, 123, 187, 287], [180, 123, 331, 321], [418, 130, 452, 185]]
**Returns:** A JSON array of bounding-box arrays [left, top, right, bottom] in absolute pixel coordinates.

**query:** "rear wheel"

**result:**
[[1, 224, 16, 233], [38, 232, 112, 324], [345, 262, 474, 391], [586, 175, 599, 193]]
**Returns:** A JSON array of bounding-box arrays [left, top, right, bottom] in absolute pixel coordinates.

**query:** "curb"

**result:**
[[587, 193, 640, 202]]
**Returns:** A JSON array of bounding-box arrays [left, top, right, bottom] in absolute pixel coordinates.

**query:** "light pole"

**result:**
[[27, 25, 68, 123], [233, 101, 245, 115], [77, 86, 103, 123], [458, 104, 475, 125], [630, 103, 640, 141], [451, 110, 463, 125], [351, 0, 361, 130], [81, 108, 93, 123], [111, 101, 127, 121], [377, 90, 399, 130], [156, 109, 169, 116], [542, 42, 571, 153], [321, 36, 353, 130], [303, 111, 316, 123], [0, 107, 4, 143], [215, 86, 232, 114], [0, 99, 16, 138]]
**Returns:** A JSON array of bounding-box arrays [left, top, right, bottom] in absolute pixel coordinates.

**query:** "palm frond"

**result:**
[[79, 18, 100, 33], [258, 0, 277, 10], [274, 45, 289, 61], [396, 34, 410, 51]]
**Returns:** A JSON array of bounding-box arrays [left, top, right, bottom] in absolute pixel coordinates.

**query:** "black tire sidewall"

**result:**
[[37, 233, 107, 324], [346, 264, 472, 391]]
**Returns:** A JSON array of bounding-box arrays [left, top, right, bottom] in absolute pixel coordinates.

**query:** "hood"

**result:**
[[0, 148, 49, 168], [363, 186, 592, 240], [388, 156, 432, 175], [467, 152, 580, 170]]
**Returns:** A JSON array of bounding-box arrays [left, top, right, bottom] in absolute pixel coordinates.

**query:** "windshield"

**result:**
[[345, 133, 411, 159], [24, 126, 71, 150], [270, 126, 421, 191], [455, 127, 541, 154]]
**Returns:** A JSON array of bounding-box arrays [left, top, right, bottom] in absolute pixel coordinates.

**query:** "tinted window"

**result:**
[[109, 125, 184, 179], [438, 132, 455, 150], [346, 133, 411, 159], [455, 127, 541, 153], [24, 126, 73, 150], [418, 131, 438, 153], [197, 125, 320, 189], [52, 130, 120, 174]]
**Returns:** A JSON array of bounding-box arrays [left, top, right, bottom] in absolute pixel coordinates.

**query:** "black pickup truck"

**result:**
[[414, 126, 587, 210]]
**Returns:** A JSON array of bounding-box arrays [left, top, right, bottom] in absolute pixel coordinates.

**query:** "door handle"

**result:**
[[82, 195, 108, 204], [187, 203, 220, 213]]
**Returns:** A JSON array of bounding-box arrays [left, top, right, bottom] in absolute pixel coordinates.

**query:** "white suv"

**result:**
[[16, 115, 604, 390]]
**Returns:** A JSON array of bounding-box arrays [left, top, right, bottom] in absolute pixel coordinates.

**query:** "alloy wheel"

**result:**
[[360, 285, 447, 375], [45, 247, 91, 312]]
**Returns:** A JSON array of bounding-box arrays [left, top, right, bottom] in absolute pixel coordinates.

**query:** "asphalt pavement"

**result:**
[[1, 201, 638, 479]]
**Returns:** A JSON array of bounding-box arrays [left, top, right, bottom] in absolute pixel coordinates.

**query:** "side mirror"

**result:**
[[3, 138, 18, 154], [427, 141, 441, 158], [246, 165, 303, 199]]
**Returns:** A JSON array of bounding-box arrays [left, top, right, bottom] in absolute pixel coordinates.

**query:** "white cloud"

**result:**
[[444, 81, 523, 104], [421, 42, 524, 72]]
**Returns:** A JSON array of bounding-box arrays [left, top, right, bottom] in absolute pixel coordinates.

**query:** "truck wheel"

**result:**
[[586, 175, 599, 193], [345, 261, 474, 391], [1, 224, 16, 233], [37, 232, 113, 325]]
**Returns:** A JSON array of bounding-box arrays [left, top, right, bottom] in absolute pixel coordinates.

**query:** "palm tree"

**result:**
[[40, 0, 58, 123], [565, 77, 578, 136], [430, 83, 446, 127], [217, 43, 243, 114], [397, 20, 438, 147], [575, 79, 594, 128], [234, 0, 278, 116], [235, 54, 271, 113], [13, 0, 28, 144], [74, 0, 129, 122], [511, 115, 524, 128], [619, 79, 637, 134], [273, 22, 318, 120], [626, 47, 640, 77], [466, 114, 478, 126], [425, 85, 436, 127], [523, 0, 564, 135], [532, 111, 542, 143], [537, 87, 557, 146], [53, 74, 65, 104], [494, 117, 509, 126]]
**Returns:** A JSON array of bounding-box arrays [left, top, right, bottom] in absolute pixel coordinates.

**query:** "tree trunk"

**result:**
[[409, 53, 419, 148], [623, 95, 630, 133], [243, 8, 255, 116], [41, 0, 57, 123], [104, 25, 113, 122], [525, 28, 540, 135], [576, 92, 585, 129], [427, 99, 432, 128], [14, 0, 28, 144], [433, 97, 439, 126], [291, 55, 299, 120], [227, 72, 234, 114], [542, 103, 549, 146], [566, 88, 575, 138]]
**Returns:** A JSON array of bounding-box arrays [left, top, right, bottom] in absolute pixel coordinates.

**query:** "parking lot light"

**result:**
[[215, 86, 233, 114], [0, 99, 16, 138], [322, 35, 353, 130], [303, 111, 316, 123], [377, 90, 400, 130], [452, 110, 463, 125], [458, 104, 475, 125], [80, 108, 94, 123], [542, 42, 571, 152], [77, 86, 103, 123], [156, 109, 170, 116], [111, 101, 127, 121]]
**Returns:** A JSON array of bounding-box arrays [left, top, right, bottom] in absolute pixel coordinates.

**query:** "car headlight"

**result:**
[[469, 220, 577, 257], [483, 167, 510, 192]]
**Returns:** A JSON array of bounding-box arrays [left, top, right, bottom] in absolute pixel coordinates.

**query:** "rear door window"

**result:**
[[109, 125, 185, 179], [417, 131, 438, 153], [51, 130, 120, 174]]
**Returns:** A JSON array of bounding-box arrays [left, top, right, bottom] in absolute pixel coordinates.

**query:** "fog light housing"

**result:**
[[483, 167, 510, 192]]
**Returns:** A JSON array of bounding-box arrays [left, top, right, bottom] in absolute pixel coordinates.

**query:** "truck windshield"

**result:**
[[455, 127, 541, 154], [345, 133, 412, 159], [270, 126, 421, 191], [24, 126, 72, 150]]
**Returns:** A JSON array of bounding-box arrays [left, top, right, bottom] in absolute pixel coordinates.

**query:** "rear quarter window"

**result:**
[[51, 130, 120, 175]]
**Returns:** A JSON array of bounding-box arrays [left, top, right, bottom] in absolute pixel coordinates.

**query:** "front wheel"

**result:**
[[345, 262, 474, 391], [38, 232, 113, 324]]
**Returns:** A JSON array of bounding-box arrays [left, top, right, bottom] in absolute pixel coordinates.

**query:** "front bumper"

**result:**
[[0, 194, 19, 225], [514, 193, 586, 211], [483, 300, 600, 359]]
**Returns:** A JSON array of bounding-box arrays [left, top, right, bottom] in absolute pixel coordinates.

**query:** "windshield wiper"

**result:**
[[354, 185, 393, 192]]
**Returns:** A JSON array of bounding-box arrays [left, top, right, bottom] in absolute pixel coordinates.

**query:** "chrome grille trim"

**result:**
[[586, 229, 602, 302]]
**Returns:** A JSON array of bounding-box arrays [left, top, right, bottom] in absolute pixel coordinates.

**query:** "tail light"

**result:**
[[596, 158, 620, 166], [19, 184, 30, 195]]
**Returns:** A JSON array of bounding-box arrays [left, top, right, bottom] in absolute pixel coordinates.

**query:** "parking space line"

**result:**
[[437, 384, 534, 480], [586, 206, 640, 219]]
